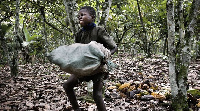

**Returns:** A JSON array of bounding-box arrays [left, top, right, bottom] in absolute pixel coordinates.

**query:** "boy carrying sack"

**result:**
[[48, 6, 117, 111]]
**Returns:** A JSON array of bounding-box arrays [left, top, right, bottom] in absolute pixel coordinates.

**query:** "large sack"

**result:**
[[47, 41, 111, 77]]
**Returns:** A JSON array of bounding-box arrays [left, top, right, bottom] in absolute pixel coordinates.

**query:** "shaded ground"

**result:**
[[0, 54, 200, 111]]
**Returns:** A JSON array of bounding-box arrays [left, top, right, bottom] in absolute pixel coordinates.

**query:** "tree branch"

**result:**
[[118, 26, 132, 44], [44, 20, 65, 34], [39, 5, 65, 35]]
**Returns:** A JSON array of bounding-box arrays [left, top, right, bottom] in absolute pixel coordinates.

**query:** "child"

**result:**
[[63, 6, 117, 111]]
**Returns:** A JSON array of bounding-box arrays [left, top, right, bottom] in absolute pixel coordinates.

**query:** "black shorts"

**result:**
[[78, 72, 109, 83]]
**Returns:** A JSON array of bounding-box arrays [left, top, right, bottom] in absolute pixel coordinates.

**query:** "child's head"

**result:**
[[78, 6, 96, 27]]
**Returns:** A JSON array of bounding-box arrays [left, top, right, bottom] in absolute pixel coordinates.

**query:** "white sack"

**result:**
[[47, 41, 111, 77]]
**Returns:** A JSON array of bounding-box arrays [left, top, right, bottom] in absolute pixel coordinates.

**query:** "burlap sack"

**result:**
[[47, 41, 111, 77]]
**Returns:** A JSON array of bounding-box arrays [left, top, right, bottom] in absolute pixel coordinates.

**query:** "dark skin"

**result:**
[[63, 9, 117, 111]]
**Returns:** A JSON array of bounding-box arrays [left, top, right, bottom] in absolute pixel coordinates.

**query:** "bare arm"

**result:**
[[110, 46, 118, 55]]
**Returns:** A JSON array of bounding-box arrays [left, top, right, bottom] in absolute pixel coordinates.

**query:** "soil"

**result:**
[[0, 55, 200, 111]]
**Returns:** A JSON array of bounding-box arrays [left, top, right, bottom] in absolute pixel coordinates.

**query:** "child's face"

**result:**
[[78, 9, 94, 27]]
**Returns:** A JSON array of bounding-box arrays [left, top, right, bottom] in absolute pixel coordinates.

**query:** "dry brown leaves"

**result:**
[[0, 55, 200, 111]]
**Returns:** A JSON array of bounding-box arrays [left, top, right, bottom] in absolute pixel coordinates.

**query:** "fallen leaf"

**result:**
[[151, 92, 166, 100], [108, 86, 117, 90], [118, 83, 130, 90]]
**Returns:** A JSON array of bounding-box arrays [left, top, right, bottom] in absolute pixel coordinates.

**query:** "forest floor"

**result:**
[[0, 54, 200, 111]]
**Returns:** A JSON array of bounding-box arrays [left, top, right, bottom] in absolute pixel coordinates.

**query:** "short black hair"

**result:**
[[80, 6, 96, 19]]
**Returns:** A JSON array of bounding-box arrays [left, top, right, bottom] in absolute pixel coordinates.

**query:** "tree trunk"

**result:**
[[96, 0, 100, 25], [163, 35, 168, 55], [136, 0, 148, 54], [167, 0, 192, 110], [186, 0, 200, 59], [196, 35, 200, 58], [167, 0, 180, 110], [175, 0, 189, 110], [63, 0, 78, 34], [10, 0, 20, 76], [98, 0, 112, 26], [40, 0, 48, 62], [0, 24, 10, 65]]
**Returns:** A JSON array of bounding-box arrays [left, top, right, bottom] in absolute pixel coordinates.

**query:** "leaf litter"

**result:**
[[0, 54, 200, 111]]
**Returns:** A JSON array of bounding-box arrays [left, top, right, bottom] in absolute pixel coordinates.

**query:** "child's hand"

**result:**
[[101, 58, 107, 65]]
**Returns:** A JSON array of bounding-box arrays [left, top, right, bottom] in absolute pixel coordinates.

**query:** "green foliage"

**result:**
[[23, 26, 31, 42], [29, 37, 45, 56], [187, 89, 200, 98], [58, 74, 70, 80], [23, 26, 41, 42], [0, 24, 12, 37], [0, 0, 198, 64]]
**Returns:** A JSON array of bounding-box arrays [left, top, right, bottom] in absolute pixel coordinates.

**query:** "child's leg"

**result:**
[[93, 77, 106, 111], [63, 75, 80, 111]]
